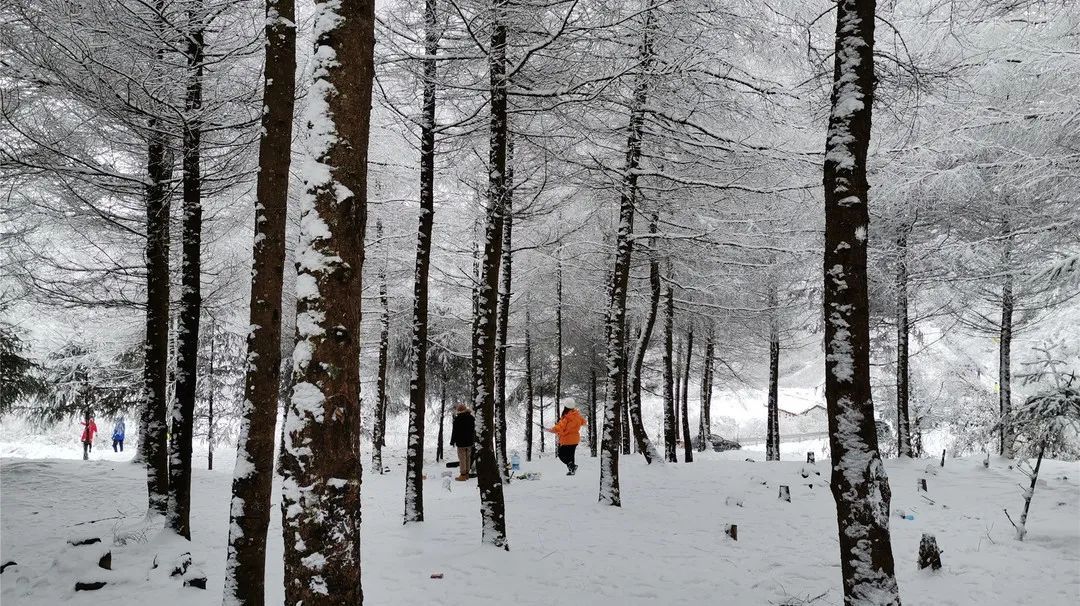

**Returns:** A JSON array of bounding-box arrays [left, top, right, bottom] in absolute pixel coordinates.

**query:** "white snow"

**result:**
[[2, 447, 1078, 605]]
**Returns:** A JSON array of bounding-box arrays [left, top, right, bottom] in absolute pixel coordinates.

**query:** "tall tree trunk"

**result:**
[[436, 381, 446, 462], [404, 0, 438, 519], [524, 307, 534, 461], [538, 363, 545, 455], [766, 284, 781, 462], [621, 349, 632, 455], [207, 322, 215, 471], [142, 99, 172, 516], [698, 334, 713, 451], [999, 216, 1015, 459], [663, 286, 677, 463], [673, 338, 681, 437], [167, 0, 204, 543], [470, 0, 510, 548], [555, 253, 563, 413], [680, 327, 693, 463], [494, 136, 514, 482], [822, 1, 901, 602], [373, 220, 389, 475], [895, 224, 912, 458], [279, 0, 374, 602], [224, 0, 295, 601], [589, 365, 598, 457], [628, 217, 663, 463]]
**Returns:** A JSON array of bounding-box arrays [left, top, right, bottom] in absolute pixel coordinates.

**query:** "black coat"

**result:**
[[450, 412, 475, 447]]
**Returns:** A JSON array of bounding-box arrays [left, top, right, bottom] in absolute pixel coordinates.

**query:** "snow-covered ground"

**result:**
[[2, 445, 1078, 605]]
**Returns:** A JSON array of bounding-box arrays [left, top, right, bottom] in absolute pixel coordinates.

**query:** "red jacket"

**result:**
[[81, 420, 98, 443]]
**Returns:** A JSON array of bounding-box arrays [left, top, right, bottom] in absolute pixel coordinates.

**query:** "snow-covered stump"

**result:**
[[778, 485, 791, 502], [917, 478, 928, 493], [724, 524, 738, 541], [917, 533, 942, 570]]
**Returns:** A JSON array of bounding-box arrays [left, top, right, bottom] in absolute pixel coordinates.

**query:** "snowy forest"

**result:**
[[1, 0, 1079, 604]]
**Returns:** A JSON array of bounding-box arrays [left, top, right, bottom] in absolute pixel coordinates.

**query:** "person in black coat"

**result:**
[[449, 404, 475, 481]]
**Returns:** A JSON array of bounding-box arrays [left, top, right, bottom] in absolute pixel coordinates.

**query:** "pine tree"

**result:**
[[279, 0, 375, 601], [821, 0, 901, 602], [223, 0, 296, 601]]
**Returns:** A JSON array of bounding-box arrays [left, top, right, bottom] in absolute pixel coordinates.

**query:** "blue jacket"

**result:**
[[113, 419, 125, 441]]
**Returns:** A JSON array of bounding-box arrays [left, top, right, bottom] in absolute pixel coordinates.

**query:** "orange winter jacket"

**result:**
[[551, 410, 586, 445]]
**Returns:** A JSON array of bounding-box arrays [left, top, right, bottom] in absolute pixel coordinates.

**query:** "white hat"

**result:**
[[562, 398, 578, 410]]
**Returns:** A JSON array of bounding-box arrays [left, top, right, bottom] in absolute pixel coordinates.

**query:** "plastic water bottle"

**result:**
[[510, 452, 521, 471]]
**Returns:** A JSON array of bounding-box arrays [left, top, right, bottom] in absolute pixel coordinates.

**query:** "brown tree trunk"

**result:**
[[224, 0, 295, 601], [279, 0, 374, 602], [142, 103, 172, 517], [822, 1, 901, 602]]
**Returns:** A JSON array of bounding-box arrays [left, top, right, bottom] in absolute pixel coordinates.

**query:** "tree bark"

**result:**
[[766, 284, 781, 462], [663, 285, 677, 463], [601, 2, 656, 506], [224, 0, 295, 601], [628, 217, 663, 463], [673, 338, 681, 437], [141, 88, 172, 518], [470, 0, 510, 548], [436, 380, 446, 462], [524, 307, 534, 461], [680, 327, 693, 463], [373, 220, 389, 475], [555, 253, 563, 413], [698, 333, 713, 450], [895, 224, 912, 458], [589, 366, 598, 457], [279, 0, 374, 602], [999, 215, 1015, 458], [822, 1, 901, 602], [167, 0, 204, 542], [494, 137, 513, 482], [207, 322, 215, 471], [404, 0, 438, 520]]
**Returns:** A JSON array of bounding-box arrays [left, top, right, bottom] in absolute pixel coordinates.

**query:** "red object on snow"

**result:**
[[80, 420, 98, 443]]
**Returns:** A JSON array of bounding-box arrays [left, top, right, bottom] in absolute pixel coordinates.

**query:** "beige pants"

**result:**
[[457, 447, 471, 476]]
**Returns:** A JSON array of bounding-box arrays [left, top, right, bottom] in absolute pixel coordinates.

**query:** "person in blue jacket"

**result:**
[[112, 417, 125, 452]]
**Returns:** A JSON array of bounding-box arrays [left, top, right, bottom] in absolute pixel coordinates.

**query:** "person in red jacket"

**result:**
[[80, 416, 98, 460], [547, 399, 586, 475]]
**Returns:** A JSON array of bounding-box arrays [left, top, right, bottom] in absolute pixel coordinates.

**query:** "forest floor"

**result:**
[[1, 446, 1078, 605]]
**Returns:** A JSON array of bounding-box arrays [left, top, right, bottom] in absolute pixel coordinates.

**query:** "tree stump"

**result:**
[[918, 533, 942, 570], [917, 478, 928, 493], [806, 452, 815, 464], [778, 485, 791, 502], [724, 524, 738, 541], [98, 551, 112, 570]]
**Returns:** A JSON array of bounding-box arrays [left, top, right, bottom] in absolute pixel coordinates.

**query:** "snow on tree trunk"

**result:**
[[628, 217, 663, 464], [698, 333, 713, 451], [469, 0, 510, 548], [494, 138, 514, 483], [524, 307, 534, 462], [822, 1, 901, 603], [766, 284, 780, 462], [895, 223, 912, 458], [589, 366, 598, 458], [663, 284, 677, 463], [999, 217, 1015, 459], [279, 0, 374, 601], [166, 0, 204, 543], [404, 0, 438, 520], [224, 1, 296, 602], [680, 327, 694, 463], [373, 220, 389, 475], [601, 1, 656, 505], [141, 51, 172, 517]]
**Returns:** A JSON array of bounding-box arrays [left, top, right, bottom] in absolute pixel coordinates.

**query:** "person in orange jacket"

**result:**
[[546, 398, 586, 475]]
